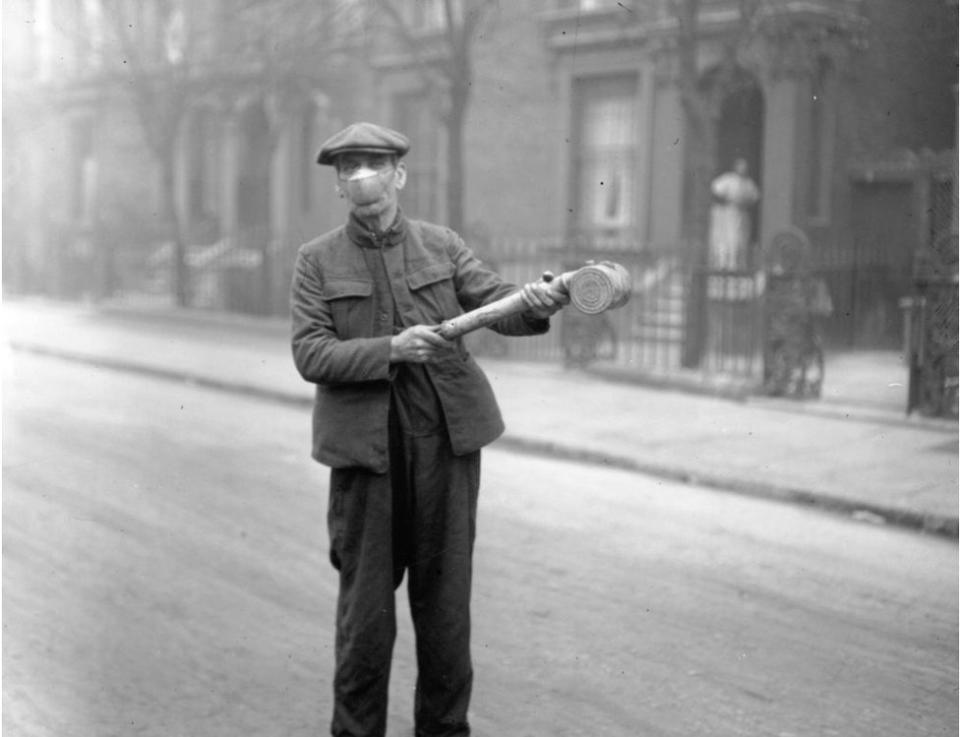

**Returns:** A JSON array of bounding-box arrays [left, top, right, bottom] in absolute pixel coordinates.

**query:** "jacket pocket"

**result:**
[[323, 278, 373, 300], [323, 278, 373, 336], [407, 261, 455, 291], [407, 262, 458, 321]]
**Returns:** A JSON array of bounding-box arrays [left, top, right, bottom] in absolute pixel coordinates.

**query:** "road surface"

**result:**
[[4, 351, 957, 736]]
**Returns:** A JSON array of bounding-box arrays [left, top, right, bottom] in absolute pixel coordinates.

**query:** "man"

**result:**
[[290, 121, 567, 737]]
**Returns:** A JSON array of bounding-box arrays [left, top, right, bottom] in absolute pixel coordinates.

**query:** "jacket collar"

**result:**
[[345, 210, 407, 249]]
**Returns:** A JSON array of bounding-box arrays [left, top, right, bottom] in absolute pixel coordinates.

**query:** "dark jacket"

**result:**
[[291, 215, 548, 472]]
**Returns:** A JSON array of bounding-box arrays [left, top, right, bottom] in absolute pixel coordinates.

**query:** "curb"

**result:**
[[95, 301, 291, 336], [586, 363, 755, 402], [493, 436, 959, 540], [8, 341, 312, 409], [61, 300, 959, 430], [746, 395, 959, 434], [589, 362, 958, 434], [12, 340, 958, 541]]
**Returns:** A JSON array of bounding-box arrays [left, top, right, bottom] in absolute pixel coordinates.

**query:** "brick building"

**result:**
[[3, 0, 956, 382]]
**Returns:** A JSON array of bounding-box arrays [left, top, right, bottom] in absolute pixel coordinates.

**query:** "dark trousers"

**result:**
[[327, 416, 480, 737]]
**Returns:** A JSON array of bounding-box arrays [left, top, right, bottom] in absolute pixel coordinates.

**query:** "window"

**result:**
[[70, 118, 95, 221], [82, 0, 105, 69], [119, 0, 165, 64], [558, 0, 629, 10], [393, 91, 440, 222], [3, 0, 41, 79], [572, 74, 639, 238], [163, 3, 187, 65], [408, 0, 460, 31]]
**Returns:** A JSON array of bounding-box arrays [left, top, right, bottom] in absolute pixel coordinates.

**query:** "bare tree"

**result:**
[[90, 0, 354, 308], [223, 0, 360, 100], [93, 0, 197, 306], [208, 0, 360, 314], [373, 0, 499, 234]]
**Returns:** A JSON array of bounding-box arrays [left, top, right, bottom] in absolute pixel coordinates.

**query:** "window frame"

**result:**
[[568, 71, 643, 242]]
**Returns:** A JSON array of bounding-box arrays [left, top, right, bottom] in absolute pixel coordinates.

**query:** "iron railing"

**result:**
[[902, 230, 959, 418], [96, 228, 772, 386], [463, 236, 766, 386]]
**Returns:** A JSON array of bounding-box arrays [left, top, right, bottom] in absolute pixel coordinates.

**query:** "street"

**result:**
[[3, 351, 957, 737]]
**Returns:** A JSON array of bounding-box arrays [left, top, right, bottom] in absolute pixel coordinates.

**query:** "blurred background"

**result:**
[[2, 0, 957, 412]]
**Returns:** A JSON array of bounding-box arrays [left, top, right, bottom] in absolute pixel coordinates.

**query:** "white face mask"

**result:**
[[335, 155, 404, 215], [346, 166, 380, 182], [343, 167, 395, 208]]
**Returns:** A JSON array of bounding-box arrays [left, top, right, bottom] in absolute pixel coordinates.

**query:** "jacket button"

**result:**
[[378, 311, 389, 321]]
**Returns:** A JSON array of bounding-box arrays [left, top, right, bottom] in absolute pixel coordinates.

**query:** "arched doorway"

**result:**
[[692, 66, 766, 375], [712, 69, 765, 253]]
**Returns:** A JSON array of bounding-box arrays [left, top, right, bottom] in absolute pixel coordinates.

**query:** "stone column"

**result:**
[[758, 77, 800, 250], [756, 28, 852, 248], [174, 108, 192, 239], [757, 32, 816, 252], [649, 46, 685, 247], [265, 89, 303, 314], [266, 90, 298, 255], [218, 106, 241, 247], [637, 61, 656, 244]]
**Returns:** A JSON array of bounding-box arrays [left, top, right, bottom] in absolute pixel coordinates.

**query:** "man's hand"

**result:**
[[390, 324, 454, 364], [520, 271, 570, 319]]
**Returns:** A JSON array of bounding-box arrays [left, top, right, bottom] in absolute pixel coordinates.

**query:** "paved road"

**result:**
[[4, 298, 957, 533], [4, 353, 957, 736]]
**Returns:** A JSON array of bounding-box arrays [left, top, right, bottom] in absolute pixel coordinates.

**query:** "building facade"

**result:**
[[3, 0, 956, 386]]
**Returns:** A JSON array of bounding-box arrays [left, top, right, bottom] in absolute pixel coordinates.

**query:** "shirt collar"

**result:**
[[346, 210, 407, 249]]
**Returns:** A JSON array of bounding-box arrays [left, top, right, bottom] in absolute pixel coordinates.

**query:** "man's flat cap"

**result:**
[[316, 122, 410, 165]]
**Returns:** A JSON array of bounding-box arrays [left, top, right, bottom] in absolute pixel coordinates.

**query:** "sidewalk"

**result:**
[[4, 296, 957, 538]]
